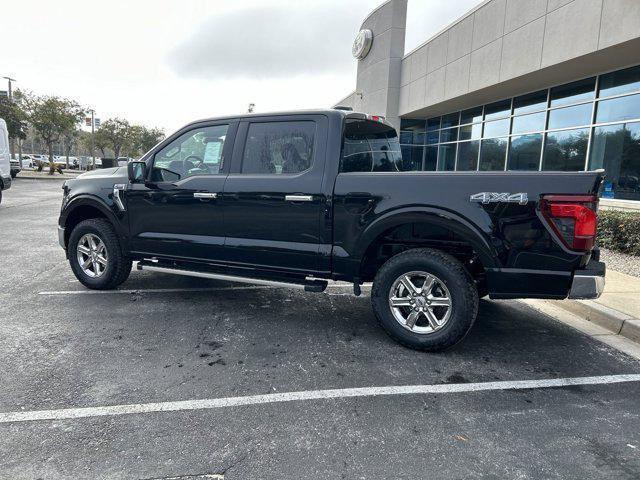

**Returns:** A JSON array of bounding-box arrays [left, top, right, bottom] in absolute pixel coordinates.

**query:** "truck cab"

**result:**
[[58, 109, 605, 351]]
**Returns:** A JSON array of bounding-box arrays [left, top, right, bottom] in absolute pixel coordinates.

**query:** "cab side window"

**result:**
[[341, 119, 403, 173], [152, 124, 228, 182], [241, 121, 316, 174]]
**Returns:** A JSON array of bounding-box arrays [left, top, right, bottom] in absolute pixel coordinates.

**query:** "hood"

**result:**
[[77, 167, 125, 179]]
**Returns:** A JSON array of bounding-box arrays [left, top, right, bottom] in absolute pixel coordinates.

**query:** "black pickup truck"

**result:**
[[58, 109, 605, 351]]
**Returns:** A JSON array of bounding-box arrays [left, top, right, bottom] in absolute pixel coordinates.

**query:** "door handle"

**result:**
[[285, 195, 313, 202], [194, 192, 218, 199]]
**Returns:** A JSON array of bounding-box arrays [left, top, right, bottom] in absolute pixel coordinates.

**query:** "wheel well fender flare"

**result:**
[[354, 207, 499, 269], [61, 195, 126, 246]]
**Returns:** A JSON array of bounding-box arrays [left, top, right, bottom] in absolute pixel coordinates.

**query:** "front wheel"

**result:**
[[371, 248, 478, 352], [68, 218, 132, 290]]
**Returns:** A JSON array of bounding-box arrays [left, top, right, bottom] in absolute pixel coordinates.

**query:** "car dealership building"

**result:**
[[336, 0, 640, 208]]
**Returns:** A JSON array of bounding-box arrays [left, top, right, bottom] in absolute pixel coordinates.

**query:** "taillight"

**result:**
[[540, 195, 598, 251]]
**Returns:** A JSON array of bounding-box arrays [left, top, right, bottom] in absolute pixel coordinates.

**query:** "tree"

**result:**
[[128, 125, 164, 157], [23, 93, 84, 174], [98, 118, 131, 159], [92, 128, 111, 159], [63, 127, 80, 168], [0, 94, 28, 156]]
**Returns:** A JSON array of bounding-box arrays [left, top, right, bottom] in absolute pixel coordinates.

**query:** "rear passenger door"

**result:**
[[222, 115, 328, 275]]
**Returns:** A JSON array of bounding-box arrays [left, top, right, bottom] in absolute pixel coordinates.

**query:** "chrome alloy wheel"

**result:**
[[76, 233, 108, 278], [388, 271, 452, 334]]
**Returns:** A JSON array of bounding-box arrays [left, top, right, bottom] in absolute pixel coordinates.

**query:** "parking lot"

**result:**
[[1, 178, 640, 479]]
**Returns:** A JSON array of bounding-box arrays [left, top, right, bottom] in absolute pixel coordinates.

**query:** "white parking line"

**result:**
[[1, 374, 638, 424]]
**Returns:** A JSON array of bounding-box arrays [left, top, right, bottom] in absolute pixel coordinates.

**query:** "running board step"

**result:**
[[137, 263, 328, 292]]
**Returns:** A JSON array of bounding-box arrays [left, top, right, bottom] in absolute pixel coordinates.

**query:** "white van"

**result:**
[[0, 119, 12, 204]]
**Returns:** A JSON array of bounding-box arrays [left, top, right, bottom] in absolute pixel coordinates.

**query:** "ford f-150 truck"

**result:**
[[58, 109, 605, 351]]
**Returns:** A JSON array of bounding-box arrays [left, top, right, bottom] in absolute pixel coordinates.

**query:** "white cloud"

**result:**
[[167, 3, 368, 79], [0, 0, 482, 132]]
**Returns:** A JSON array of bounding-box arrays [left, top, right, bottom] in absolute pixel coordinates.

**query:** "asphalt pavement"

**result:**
[[1, 178, 639, 479]]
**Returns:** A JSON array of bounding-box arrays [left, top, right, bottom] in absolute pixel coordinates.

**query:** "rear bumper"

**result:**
[[568, 260, 606, 300]]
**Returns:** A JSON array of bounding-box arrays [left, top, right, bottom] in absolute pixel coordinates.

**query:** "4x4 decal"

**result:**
[[470, 192, 528, 205]]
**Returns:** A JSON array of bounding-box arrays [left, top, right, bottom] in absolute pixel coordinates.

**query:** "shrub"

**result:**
[[598, 209, 640, 256]]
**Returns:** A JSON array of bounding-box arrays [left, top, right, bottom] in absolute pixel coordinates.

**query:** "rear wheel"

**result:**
[[68, 219, 132, 290], [371, 248, 478, 352]]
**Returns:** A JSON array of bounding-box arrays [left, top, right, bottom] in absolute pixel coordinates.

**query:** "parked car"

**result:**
[[18, 155, 35, 169], [9, 157, 21, 178], [57, 110, 606, 351], [0, 119, 11, 204]]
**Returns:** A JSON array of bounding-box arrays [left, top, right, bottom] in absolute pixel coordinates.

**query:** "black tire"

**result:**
[[10, 172, 16, 179], [68, 218, 132, 290], [371, 248, 478, 352], [0, 189, 3, 205]]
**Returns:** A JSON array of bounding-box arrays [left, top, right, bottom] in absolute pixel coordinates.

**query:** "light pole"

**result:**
[[2, 76, 17, 159], [87, 108, 96, 169]]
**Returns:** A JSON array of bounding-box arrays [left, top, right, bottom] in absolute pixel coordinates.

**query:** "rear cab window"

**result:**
[[341, 119, 405, 173]]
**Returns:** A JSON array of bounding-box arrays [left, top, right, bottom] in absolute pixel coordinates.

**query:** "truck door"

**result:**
[[126, 122, 236, 262], [222, 115, 329, 275]]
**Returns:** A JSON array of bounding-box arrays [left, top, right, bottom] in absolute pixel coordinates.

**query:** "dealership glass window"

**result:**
[[437, 144, 457, 171], [595, 94, 640, 124], [589, 122, 640, 201], [399, 145, 424, 171], [424, 146, 438, 170], [459, 123, 482, 140], [479, 137, 508, 171], [513, 90, 547, 115], [550, 77, 596, 107], [461, 106, 483, 124], [426, 130, 439, 144], [599, 65, 640, 98], [484, 99, 511, 120], [426, 117, 441, 130], [508, 134, 543, 171], [512, 111, 546, 135], [399, 131, 413, 144], [441, 112, 460, 129], [483, 118, 510, 138], [401, 64, 640, 178], [542, 128, 589, 171], [456, 141, 479, 171], [439, 127, 458, 143], [548, 103, 592, 130]]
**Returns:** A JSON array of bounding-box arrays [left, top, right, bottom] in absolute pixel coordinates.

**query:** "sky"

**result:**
[[0, 0, 482, 133]]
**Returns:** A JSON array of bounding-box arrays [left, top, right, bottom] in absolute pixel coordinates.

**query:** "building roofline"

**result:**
[[360, 0, 394, 28], [403, 0, 493, 58]]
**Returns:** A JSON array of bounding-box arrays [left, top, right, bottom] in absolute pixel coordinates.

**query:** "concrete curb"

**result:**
[[15, 174, 79, 181], [521, 300, 640, 361], [551, 299, 640, 344]]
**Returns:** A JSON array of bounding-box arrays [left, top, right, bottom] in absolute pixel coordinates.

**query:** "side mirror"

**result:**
[[128, 161, 146, 183]]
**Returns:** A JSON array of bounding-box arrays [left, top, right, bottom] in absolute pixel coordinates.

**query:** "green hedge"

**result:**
[[598, 210, 640, 256]]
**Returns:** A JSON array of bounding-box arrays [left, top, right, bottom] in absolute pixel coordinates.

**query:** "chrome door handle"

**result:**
[[193, 192, 218, 199], [285, 195, 313, 202]]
